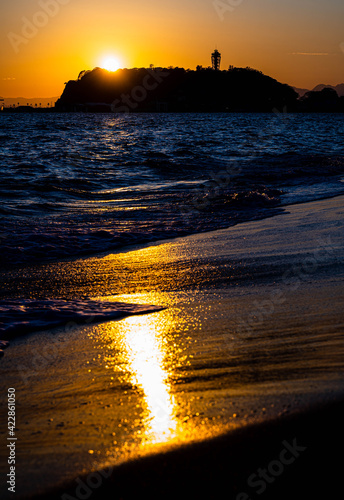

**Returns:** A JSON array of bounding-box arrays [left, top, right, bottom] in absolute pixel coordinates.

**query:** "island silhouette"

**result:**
[[2, 60, 344, 113], [55, 66, 298, 113], [54, 65, 344, 113]]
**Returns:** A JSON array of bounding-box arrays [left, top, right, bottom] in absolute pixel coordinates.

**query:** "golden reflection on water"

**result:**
[[117, 313, 177, 443], [91, 290, 231, 461], [98, 296, 182, 446]]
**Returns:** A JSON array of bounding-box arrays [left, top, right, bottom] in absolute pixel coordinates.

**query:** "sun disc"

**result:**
[[100, 56, 121, 72]]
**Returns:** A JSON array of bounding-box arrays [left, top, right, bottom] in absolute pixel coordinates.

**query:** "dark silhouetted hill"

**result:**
[[55, 67, 299, 112], [312, 83, 344, 97], [293, 83, 344, 99], [299, 87, 344, 112]]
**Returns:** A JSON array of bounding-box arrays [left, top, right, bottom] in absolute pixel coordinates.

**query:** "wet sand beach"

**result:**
[[0, 195, 344, 499], [32, 398, 344, 500]]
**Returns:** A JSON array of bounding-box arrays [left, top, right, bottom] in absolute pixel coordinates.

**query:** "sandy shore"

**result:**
[[31, 398, 344, 500], [0, 195, 344, 499]]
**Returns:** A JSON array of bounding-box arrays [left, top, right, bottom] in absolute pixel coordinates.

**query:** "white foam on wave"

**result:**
[[0, 298, 164, 341]]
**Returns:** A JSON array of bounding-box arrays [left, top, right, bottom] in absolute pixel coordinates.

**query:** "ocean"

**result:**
[[1, 111, 344, 337], [1, 112, 344, 267]]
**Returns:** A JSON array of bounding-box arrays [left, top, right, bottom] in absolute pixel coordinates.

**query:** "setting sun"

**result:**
[[99, 56, 121, 72]]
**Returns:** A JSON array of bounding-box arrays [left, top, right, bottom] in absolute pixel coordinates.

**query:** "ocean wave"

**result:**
[[1, 113, 344, 267], [0, 298, 164, 340], [228, 188, 282, 207]]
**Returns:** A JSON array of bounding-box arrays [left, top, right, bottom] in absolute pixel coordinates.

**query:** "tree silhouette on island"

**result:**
[[55, 65, 344, 113], [55, 66, 300, 113]]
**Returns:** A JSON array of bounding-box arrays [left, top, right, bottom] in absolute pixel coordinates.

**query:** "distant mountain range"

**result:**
[[293, 84, 344, 98]]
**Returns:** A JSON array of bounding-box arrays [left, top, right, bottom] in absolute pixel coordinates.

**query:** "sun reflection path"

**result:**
[[102, 306, 178, 445], [122, 314, 177, 443]]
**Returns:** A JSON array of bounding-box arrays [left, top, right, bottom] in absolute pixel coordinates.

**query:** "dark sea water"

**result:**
[[1, 112, 344, 268], [0, 112, 344, 337]]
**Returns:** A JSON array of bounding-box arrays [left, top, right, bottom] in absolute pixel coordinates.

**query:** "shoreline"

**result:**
[[1, 193, 344, 301], [1, 194, 344, 499], [1, 185, 343, 274]]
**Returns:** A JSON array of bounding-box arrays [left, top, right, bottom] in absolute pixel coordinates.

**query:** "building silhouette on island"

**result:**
[[211, 49, 221, 71], [51, 48, 344, 113]]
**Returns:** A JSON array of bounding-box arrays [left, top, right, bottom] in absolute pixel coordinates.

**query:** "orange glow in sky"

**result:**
[[1, 0, 344, 97]]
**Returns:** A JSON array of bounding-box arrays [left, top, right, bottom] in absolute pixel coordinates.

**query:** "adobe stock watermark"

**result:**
[[111, 68, 170, 113], [179, 159, 242, 216], [213, 0, 245, 21], [340, 42, 344, 55], [179, 106, 290, 217], [17, 313, 97, 385], [61, 466, 114, 500], [8, 0, 72, 54], [236, 235, 338, 337], [234, 438, 307, 499]]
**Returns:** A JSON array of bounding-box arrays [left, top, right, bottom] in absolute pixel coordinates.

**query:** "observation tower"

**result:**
[[211, 49, 221, 71]]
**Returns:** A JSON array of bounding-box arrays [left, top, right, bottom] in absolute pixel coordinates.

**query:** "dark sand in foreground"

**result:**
[[33, 399, 344, 500]]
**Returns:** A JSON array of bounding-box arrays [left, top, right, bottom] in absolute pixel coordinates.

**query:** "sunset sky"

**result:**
[[1, 0, 344, 98]]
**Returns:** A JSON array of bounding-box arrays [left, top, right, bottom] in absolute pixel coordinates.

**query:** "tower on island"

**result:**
[[211, 49, 221, 71]]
